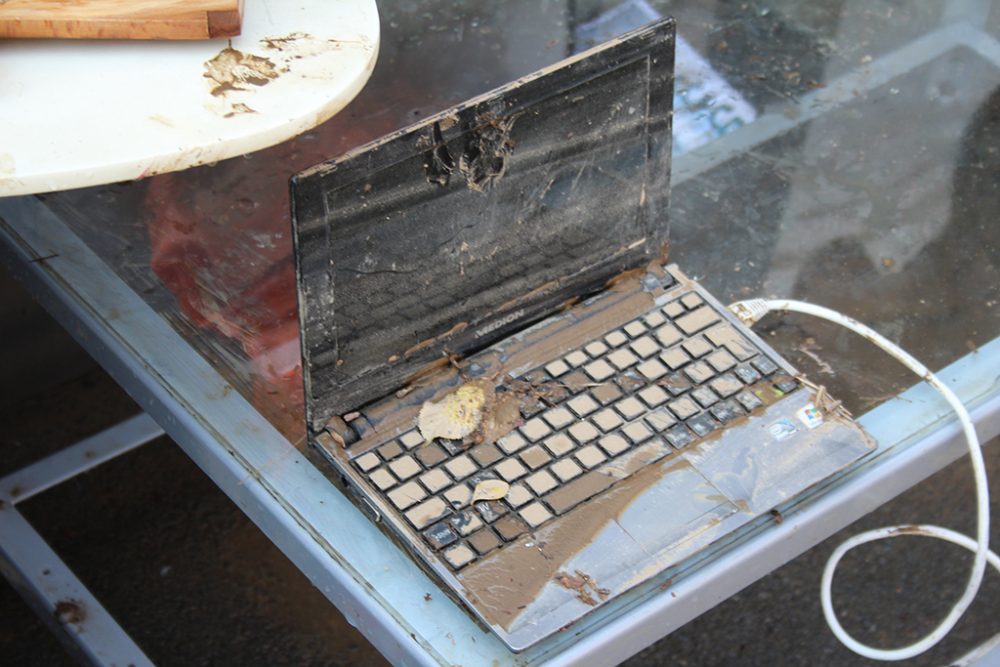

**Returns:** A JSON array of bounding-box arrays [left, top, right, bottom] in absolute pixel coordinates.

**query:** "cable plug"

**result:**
[[728, 298, 771, 326]]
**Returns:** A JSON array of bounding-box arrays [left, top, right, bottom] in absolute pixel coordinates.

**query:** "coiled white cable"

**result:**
[[728, 298, 998, 662]]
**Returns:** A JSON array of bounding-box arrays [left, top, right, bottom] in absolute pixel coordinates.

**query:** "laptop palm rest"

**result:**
[[459, 387, 872, 648]]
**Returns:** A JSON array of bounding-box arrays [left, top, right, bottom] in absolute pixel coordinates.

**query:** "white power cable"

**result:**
[[728, 298, 998, 662]]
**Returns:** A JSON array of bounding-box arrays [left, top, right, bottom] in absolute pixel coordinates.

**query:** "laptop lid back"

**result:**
[[292, 19, 675, 431]]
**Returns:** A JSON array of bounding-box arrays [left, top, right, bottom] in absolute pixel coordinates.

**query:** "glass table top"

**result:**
[[21, 0, 1000, 444]]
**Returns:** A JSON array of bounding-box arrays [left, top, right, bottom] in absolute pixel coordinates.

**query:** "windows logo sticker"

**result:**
[[796, 403, 824, 430]]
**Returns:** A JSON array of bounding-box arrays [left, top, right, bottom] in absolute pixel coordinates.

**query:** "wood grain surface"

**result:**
[[0, 0, 244, 40]]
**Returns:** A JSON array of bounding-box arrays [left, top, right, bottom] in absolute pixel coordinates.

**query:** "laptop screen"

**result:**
[[292, 19, 675, 430]]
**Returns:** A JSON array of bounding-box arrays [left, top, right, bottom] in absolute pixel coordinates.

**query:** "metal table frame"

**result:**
[[3, 11, 1000, 667]]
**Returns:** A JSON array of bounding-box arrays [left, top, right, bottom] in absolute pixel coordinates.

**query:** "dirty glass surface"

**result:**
[[29, 0, 1000, 443]]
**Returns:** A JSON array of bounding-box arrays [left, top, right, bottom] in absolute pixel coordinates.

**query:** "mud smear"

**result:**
[[458, 450, 685, 629], [418, 112, 520, 191], [262, 32, 312, 51], [459, 112, 520, 192], [204, 47, 280, 97], [554, 570, 610, 606]]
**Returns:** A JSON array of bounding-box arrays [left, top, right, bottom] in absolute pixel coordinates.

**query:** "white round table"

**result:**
[[0, 0, 379, 196]]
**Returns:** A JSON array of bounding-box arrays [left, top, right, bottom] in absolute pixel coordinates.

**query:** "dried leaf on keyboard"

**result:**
[[472, 479, 510, 502], [418, 383, 488, 442]]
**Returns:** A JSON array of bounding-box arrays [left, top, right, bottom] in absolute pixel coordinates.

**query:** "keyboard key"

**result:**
[[681, 293, 703, 309], [752, 356, 779, 376], [645, 409, 676, 431], [443, 544, 475, 569], [584, 358, 616, 381], [668, 397, 699, 420], [665, 425, 695, 448], [475, 500, 508, 523], [614, 396, 645, 419], [445, 455, 477, 480], [585, 341, 609, 357], [449, 510, 484, 536], [710, 399, 744, 423], [637, 358, 668, 380], [622, 421, 653, 444], [355, 452, 380, 472], [659, 372, 692, 396], [643, 311, 666, 327], [692, 386, 719, 408], [545, 359, 570, 377], [736, 390, 764, 411], [567, 394, 600, 417], [468, 528, 501, 555], [568, 420, 600, 443], [467, 469, 499, 488], [608, 348, 639, 370], [551, 458, 583, 482], [773, 375, 799, 393], [629, 336, 660, 358], [683, 336, 713, 358], [520, 445, 551, 470], [439, 439, 464, 456], [520, 418, 551, 442], [593, 408, 623, 432], [623, 320, 647, 337], [684, 361, 715, 384], [415, 443, 448, 468], [494, 515, 528, 541], [574, 445, 607, 469], [616, 372, 644, 394], [406, 497, 449, 529], [424, 521, 459, 549], [605, 330, 628, 347], [662, 301, 685, 318], [706, 349, 737, 372], [543, 407, 575, 429], [387, 481, 426, 509], [470, 443, 503, 467], [498, 432, 529, 454], [504, 483, 533, 509], [687, 413, 717, 438], [638, 385, 669, 407], [655, 324, 682, 347], [565, 350, 589, 367], [369, 468, 397, 490], [419, 469, 451, 494], [389, 455, 422, 480], [400, 430, 424, 449], [543, 433, 576, 457], [444, 483, 472, 508], [676, 306, 721, 335], [545, 470, 614, 513], [525, 470, 558, 495], [495, 458, 528, 482], [709, 373, 743, 397], [592, 382, 622, 405], [706, 324, 757, 361], [660, 347, 690, 370], [378, 441, 403, 461], [734, 363, 761, 385], [598, 433, 630, 455]]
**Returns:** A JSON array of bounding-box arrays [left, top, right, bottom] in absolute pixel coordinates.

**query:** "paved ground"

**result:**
[[2, 364, 998, 667]]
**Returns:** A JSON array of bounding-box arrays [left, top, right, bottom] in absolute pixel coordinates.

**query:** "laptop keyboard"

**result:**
[[351, 290, 799, 571]]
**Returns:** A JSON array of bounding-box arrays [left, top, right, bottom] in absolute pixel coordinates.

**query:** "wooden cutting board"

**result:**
[[0, 0, 245, 40]]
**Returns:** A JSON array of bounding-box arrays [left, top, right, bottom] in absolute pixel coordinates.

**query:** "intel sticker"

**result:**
[[767, 418, 798, 441]]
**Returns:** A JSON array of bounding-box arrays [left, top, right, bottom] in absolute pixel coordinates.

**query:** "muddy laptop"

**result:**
[[290, 19, 873, 652]]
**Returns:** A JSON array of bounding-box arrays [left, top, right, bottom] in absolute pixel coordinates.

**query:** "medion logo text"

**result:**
[[475, 309, 525, 338]]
